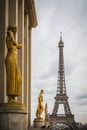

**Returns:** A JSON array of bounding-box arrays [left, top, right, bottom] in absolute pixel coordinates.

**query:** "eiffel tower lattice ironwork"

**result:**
[[49, 33, 75, 124]]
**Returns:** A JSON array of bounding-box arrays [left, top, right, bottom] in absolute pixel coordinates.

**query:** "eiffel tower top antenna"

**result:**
[[60, 32, 62, 41]]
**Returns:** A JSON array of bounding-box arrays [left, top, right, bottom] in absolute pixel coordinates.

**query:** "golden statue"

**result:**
[[45, 103, 48, 121], [5, 25, 22, 102], [36, 90, 44, 120]]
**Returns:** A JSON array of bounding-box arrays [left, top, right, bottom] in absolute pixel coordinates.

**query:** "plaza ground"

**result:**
[[29, 128, 49, 130]]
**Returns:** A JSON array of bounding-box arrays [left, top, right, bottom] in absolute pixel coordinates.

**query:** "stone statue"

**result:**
[[36, 90, 44, 120], [45, 103, 48, 121], [5, 25, 22, 103]]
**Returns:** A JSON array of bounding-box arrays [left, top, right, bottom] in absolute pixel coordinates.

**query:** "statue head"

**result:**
[[45, 103, 47, 106], [7, 25, 17, 35], [40, 89, 44, 94], [12, 25, 17, 35]]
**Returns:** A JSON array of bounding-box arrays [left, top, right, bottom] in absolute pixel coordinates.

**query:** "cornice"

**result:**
[[26, 0, 38, 28]]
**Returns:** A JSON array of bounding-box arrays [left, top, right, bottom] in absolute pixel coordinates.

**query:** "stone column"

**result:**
[[8, 0, 18, 41], [0, 0, 6, 103], [9, 0, 18, 25], [24, 14, 29, 111], [0, 0, 9, 103], [4, 0, 9, 103], [18, 0, 24, 103], [28, 27, 32, 126]]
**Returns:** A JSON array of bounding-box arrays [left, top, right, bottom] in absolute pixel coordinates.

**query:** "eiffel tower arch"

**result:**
[[49, 33, 75, 125]]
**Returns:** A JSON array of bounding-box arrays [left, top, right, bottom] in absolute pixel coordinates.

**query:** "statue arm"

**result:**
[[10, 36, 17, 46], [17, 43, 22, 49], [11, 36, 22, 49]]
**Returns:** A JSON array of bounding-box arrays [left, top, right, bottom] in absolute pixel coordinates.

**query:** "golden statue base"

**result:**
[[45, 121, 50, 128], [0, 102, 26, 112], [0, 102, 28, 130], [34, 118, 45, 128]]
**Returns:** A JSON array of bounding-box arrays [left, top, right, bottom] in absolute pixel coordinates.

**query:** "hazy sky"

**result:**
[[32, 0, 87, 123]]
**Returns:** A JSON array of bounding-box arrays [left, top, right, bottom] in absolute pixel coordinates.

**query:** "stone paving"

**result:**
[[28, 128, 49, 130]]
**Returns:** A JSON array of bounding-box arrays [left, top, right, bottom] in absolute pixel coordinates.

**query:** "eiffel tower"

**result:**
[[49, 33, 75, 124]]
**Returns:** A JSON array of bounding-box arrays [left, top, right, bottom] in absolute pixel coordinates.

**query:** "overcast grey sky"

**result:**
[[32, 0, 87, 123]]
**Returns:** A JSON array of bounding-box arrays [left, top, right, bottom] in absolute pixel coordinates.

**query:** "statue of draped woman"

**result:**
[[45, 103, 48, 121], [36, 90, 44, 120], [5, 25, 22, 102]]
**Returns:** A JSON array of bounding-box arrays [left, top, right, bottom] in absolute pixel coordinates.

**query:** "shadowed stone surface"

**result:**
[[0, 104, 28, 130], [33, 119, 45, 128], [29, 128, 49, 130]]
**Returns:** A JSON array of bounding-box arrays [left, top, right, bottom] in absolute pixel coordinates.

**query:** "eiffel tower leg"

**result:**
[[64, 101, 71, 116], [66, 101, 72, 115], [52, 102, 59, 116], [64, 102, 67, 115]]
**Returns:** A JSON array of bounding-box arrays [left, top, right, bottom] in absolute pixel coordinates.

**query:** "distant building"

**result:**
[[76, 122, 82, 127], [0, 0, 37, 126]]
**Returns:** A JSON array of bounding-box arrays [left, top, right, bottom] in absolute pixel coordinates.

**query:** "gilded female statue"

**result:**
[[36, 90, 44, 120], [45, 103, 48, 121], [5, 25, 22, 102]]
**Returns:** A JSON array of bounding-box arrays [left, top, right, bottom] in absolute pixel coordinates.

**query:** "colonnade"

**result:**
[[0, 0, 37, 126]]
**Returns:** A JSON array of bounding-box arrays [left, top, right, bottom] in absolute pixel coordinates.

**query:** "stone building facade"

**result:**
[[0, 0, 37, 126]]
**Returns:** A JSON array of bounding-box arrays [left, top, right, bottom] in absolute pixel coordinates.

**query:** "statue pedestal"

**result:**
[[0, 102, 28, 130], [45, 121, 50, 128], [33, 118, 45, 128]]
